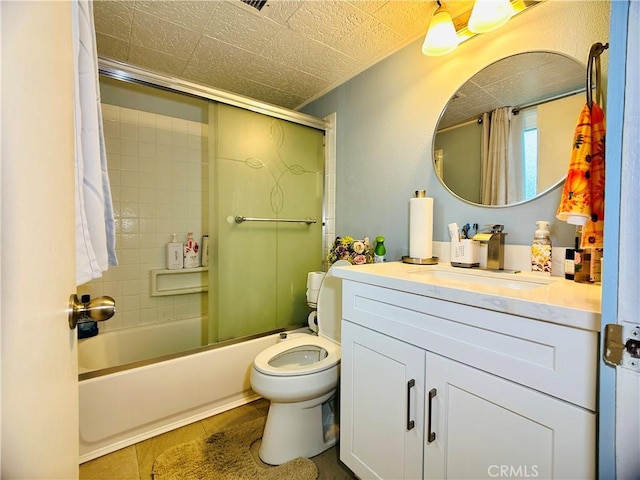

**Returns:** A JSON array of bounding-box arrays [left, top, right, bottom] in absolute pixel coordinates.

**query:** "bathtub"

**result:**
[[79, 320, 304, 463], [78, 316, 203, 373]]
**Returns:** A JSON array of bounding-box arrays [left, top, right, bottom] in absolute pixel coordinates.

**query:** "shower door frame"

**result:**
[[97, 57, 336, 346], [99, 59, 329, 130]]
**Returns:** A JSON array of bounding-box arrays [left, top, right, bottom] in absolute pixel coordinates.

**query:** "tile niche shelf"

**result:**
[[150, 267, 208, 296]]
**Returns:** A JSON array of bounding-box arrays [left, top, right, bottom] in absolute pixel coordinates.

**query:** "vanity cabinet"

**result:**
[[339, 279, 597, 480], [424, 353, 595, 480], [341, 320, 425, 480]]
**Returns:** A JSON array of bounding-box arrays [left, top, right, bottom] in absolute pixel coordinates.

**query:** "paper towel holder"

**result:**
[[402, 255, 438, 265], [404, 189, 438, 265]]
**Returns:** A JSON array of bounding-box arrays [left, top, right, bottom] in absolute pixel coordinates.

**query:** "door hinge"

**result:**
[[604, 324, 640, 370]]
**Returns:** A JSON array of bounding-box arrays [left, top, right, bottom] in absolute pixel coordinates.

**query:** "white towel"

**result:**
[[73, 0, 117, 285]]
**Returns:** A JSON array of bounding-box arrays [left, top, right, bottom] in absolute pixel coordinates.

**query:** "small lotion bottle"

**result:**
[[183, 232, 199, 268], [167, 234, 183, 270]]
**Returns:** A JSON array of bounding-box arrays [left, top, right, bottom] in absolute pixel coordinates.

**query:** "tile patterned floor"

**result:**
[[79, 399, 356, 480]]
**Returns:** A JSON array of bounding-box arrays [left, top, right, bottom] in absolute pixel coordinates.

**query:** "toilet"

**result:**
[[249, 260, 350, 465]]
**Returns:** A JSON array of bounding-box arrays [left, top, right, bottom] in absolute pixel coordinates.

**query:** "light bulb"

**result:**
[[422, 5, 459, 57], [468, 0, 514, 34]]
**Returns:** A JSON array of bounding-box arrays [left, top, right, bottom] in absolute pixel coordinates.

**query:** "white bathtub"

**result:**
[[78, 316, 203, 373], [79, 321, 301, 463]]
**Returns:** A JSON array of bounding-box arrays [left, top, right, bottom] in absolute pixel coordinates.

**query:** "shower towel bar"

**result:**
[[234, 215, 317, 225]]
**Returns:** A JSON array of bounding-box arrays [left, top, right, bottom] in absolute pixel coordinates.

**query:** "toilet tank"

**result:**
[[317, 260, 350, 344]]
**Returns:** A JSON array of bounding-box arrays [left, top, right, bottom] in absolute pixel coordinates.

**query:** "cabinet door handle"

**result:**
[[406, 379, 416, 431], [427, 388, 437, 443]]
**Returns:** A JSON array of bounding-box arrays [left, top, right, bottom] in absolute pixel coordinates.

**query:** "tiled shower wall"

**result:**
[[77, 103, 208, 332], [323, 113, 337, 267]]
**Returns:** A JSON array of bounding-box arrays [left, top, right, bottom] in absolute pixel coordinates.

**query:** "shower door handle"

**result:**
[[68, 294, 116, 329]]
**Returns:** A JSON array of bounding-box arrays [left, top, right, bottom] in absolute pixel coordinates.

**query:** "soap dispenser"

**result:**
[[167, 233, 183, 270], [531, 221, 552, 274]]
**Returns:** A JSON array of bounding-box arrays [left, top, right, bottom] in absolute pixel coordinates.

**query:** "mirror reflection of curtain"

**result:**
[[480, 107, 524, 205], [480, 111, 491, 203]]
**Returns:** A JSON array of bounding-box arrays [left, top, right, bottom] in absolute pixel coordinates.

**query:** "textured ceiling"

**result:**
[[94, 0, 477, 110], [438, 51, 586, 130]]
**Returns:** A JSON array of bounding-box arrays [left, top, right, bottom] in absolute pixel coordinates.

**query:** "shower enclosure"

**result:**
[[77, 61, 335, 462], [78, 66, 330, 374]]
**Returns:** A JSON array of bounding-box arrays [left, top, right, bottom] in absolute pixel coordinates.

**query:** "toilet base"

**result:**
[[259, 390, 338, 465]]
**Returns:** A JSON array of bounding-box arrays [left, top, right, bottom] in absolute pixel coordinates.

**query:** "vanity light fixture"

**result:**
[[422, 1, 459, 57], [468, 0, 515, 34]]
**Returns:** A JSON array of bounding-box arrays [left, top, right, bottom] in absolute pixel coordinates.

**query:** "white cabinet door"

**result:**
[[424, 353, 596, 480], [341, 320, 425, 480]]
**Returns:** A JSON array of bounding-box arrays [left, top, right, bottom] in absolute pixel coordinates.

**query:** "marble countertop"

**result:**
[[332, 261, 602, 332]]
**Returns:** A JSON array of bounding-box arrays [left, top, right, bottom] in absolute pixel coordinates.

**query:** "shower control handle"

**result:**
[[68, 294, 116, 329]]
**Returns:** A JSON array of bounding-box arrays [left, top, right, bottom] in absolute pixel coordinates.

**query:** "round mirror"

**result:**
[[433, 51, 586, 207]]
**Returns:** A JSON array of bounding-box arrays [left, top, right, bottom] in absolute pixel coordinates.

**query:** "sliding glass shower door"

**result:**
[[209, 103, 324, 343]]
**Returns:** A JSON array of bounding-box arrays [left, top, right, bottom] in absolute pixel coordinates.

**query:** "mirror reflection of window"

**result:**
[[433, 52, 586, 207], [521, 107, 539, 201]]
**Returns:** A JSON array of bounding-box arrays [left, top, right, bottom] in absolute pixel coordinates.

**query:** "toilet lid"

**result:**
[[316, 259, 350, 344], [253, 335, 340, 376]]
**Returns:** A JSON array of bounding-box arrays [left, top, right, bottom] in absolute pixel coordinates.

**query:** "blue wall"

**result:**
[[302, 1, 610, 263]]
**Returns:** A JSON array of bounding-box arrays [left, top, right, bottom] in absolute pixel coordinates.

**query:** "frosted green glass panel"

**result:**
[[213, 103, 324, 341]]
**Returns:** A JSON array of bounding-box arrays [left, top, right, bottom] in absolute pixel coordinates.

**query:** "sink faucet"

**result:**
[[473, 225, 507, 270]]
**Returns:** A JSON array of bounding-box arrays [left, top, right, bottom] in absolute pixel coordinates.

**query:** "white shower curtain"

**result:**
[[480, 107, 523, 205], [480, 111, 492, 204], [73, 0, 117, 285]]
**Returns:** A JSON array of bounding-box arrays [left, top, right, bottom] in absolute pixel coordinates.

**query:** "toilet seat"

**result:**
[[253, 260, 349, 378], [253, 335, 340, 377]]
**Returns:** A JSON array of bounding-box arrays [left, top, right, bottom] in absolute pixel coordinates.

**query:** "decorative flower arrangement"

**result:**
[[327, 236, 374, 265]]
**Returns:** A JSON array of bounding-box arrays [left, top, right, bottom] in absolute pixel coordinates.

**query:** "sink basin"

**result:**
[[410, 268, 555, 291]]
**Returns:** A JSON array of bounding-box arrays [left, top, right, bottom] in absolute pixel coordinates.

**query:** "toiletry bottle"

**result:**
[[574, 247, 592, 283], [183, 232, 199, 268], [201, 234, 209, 267], [564, 248, 575, 280], [590, 248, 603, 283], [374, 236, 386, 263], [531, 221, 552, 274], [167, 233, 183, 270]]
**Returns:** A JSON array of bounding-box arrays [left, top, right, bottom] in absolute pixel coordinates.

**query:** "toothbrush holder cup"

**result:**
[[450, 239, 480, 268]]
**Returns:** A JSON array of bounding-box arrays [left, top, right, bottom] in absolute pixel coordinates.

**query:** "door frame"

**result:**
[[598, 1, 631, 478]]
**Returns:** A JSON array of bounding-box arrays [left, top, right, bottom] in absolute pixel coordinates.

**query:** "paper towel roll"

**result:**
[[307, 271, 325, 291], [409, 196, 433, 259], [306, 272, 325, 305]]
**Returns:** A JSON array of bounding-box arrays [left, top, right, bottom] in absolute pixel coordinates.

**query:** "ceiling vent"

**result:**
[[240, 0, 268, 11]]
